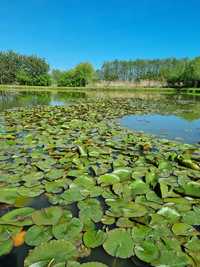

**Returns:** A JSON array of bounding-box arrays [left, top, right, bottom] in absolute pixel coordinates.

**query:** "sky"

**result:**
[[0, 0, 200, 70]]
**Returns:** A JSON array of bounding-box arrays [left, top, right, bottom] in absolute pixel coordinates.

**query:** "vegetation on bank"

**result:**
[[1, 50, 200, 88], [98, 58, 200, 88], [0, 51, 51, 86]]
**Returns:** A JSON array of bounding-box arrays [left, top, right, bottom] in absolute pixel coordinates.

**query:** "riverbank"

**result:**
[[1, 84, 200, 94]]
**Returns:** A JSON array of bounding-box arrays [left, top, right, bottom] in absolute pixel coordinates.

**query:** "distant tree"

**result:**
[[0, 51, 51, 86], [0, 51, 21, 84], [57, 62, 95, 87], [74, 62, 95, 86], [189, 57, 200, 87], [17, 55, 50, 86]]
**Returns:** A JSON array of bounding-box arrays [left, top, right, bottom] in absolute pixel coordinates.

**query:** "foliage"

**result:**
[[57, 62, 95, 87], [98, 57, 200, 88], [0, 50, 51, 86]]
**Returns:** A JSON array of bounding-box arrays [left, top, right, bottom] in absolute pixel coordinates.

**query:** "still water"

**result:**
[[1, 89, 200, 144]]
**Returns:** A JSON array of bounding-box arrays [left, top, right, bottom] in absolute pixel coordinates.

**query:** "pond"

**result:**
[[0, 89, 200, 267], [1, 89, 200, 144]]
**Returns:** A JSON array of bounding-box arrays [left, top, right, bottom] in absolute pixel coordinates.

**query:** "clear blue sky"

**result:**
[[0, 0, 200, 70]]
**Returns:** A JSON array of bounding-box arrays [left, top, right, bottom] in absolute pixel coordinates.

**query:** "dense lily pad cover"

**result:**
[[0, 98, 200, 266]]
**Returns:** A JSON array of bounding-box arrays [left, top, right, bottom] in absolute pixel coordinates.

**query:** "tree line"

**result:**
[[1, 51, 200, 87], [98, 58, 200, 87], [0, 51, 51, 86], [0, 51, 96, 87]]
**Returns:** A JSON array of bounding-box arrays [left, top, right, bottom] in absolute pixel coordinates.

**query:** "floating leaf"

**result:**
[[81, 263, 108, 267], [52, 218, 83, 241], [32, 206, 63, 226], [98, 173, 120, 186], [0, 188, 18, 204], [83, 229, 106, 248], [25, 225, 52, 246], [103, 229, 134, 258], [134, 240, 159, 263], [0, 207, 34, 226], [24, 240, 77, 266], [78, 199, 103, 223], [0, 239, 13, 256]]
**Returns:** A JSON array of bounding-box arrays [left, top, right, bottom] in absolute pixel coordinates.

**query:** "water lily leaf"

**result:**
[[52, 218, 83, 241], [32, 206, 63, 225], [145, 171, 158, 187], [172, 223, 195, 236], [0, 239, 13, 256], [185, 237, 200, 252], [67, 262, 81, 267], [182, 207, 200, 225], [25, 225, 52, 246], [101, 215, 115, 225], [78, 199, 103, 223], [18, 185, 44, 197], [132, 225, 152, 242], [134, 240, 159, 263], [103, 229, 134, 258], [98, 173, 120, 186], [24, 240, 77, 266], [46, 169, 65, 181], [131, 180, 149, 196], [0, 207, 34, 226], [157, 207, 180, 223], [45, 179, 69, 193], [81, 263, 108, 267], [35, 158, 57, 171], [0, 188, 18, 204], [28, 261, 49, 267], [83, 229, 106, 248], [112, 168, 131, 181], [183, 181, 200, 197], [61, 187, 85, 204], [116, 217, 135, 228]]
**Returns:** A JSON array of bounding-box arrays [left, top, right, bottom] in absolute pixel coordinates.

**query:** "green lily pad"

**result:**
[[78, 199, 103, 223], [134, 240, 159, 263], [32, 206, 63, 226], [46, 169, 65, 181], [157, 207, 180, 223], [98, 173, 120, 186], [0, 207, 34, 226], [81, 263, 108, 267], [0, 188, 19, 204], [0, 239, 13, 256], [24, 240, 77, 266], [172, 223, 195, 236], [52, 218, 83, 241], [25, 225, 52, 246], [131, 180, 149, 196], [83, 229, 106, 248], [103, 229, 134, 258]]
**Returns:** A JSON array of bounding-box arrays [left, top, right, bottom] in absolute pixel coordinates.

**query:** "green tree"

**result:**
[[57, 62, 95, 87]]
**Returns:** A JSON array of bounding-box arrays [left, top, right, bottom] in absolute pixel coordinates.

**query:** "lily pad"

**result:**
[[25, 225, 52, 246], [83, 229, 106, 248], [32, 206, 63, 225], [103, 229, 134, 258], [0, 207, 34, 226], [134, 240, 159, 263], [24, 240, 77, 266]]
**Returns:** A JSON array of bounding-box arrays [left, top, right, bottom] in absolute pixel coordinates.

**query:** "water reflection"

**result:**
[[120, 114, 200, 144], [0, 90, 86, 111]]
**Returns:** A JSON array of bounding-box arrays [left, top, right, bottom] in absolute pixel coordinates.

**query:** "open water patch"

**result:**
[[120, 114, 200, 144]]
